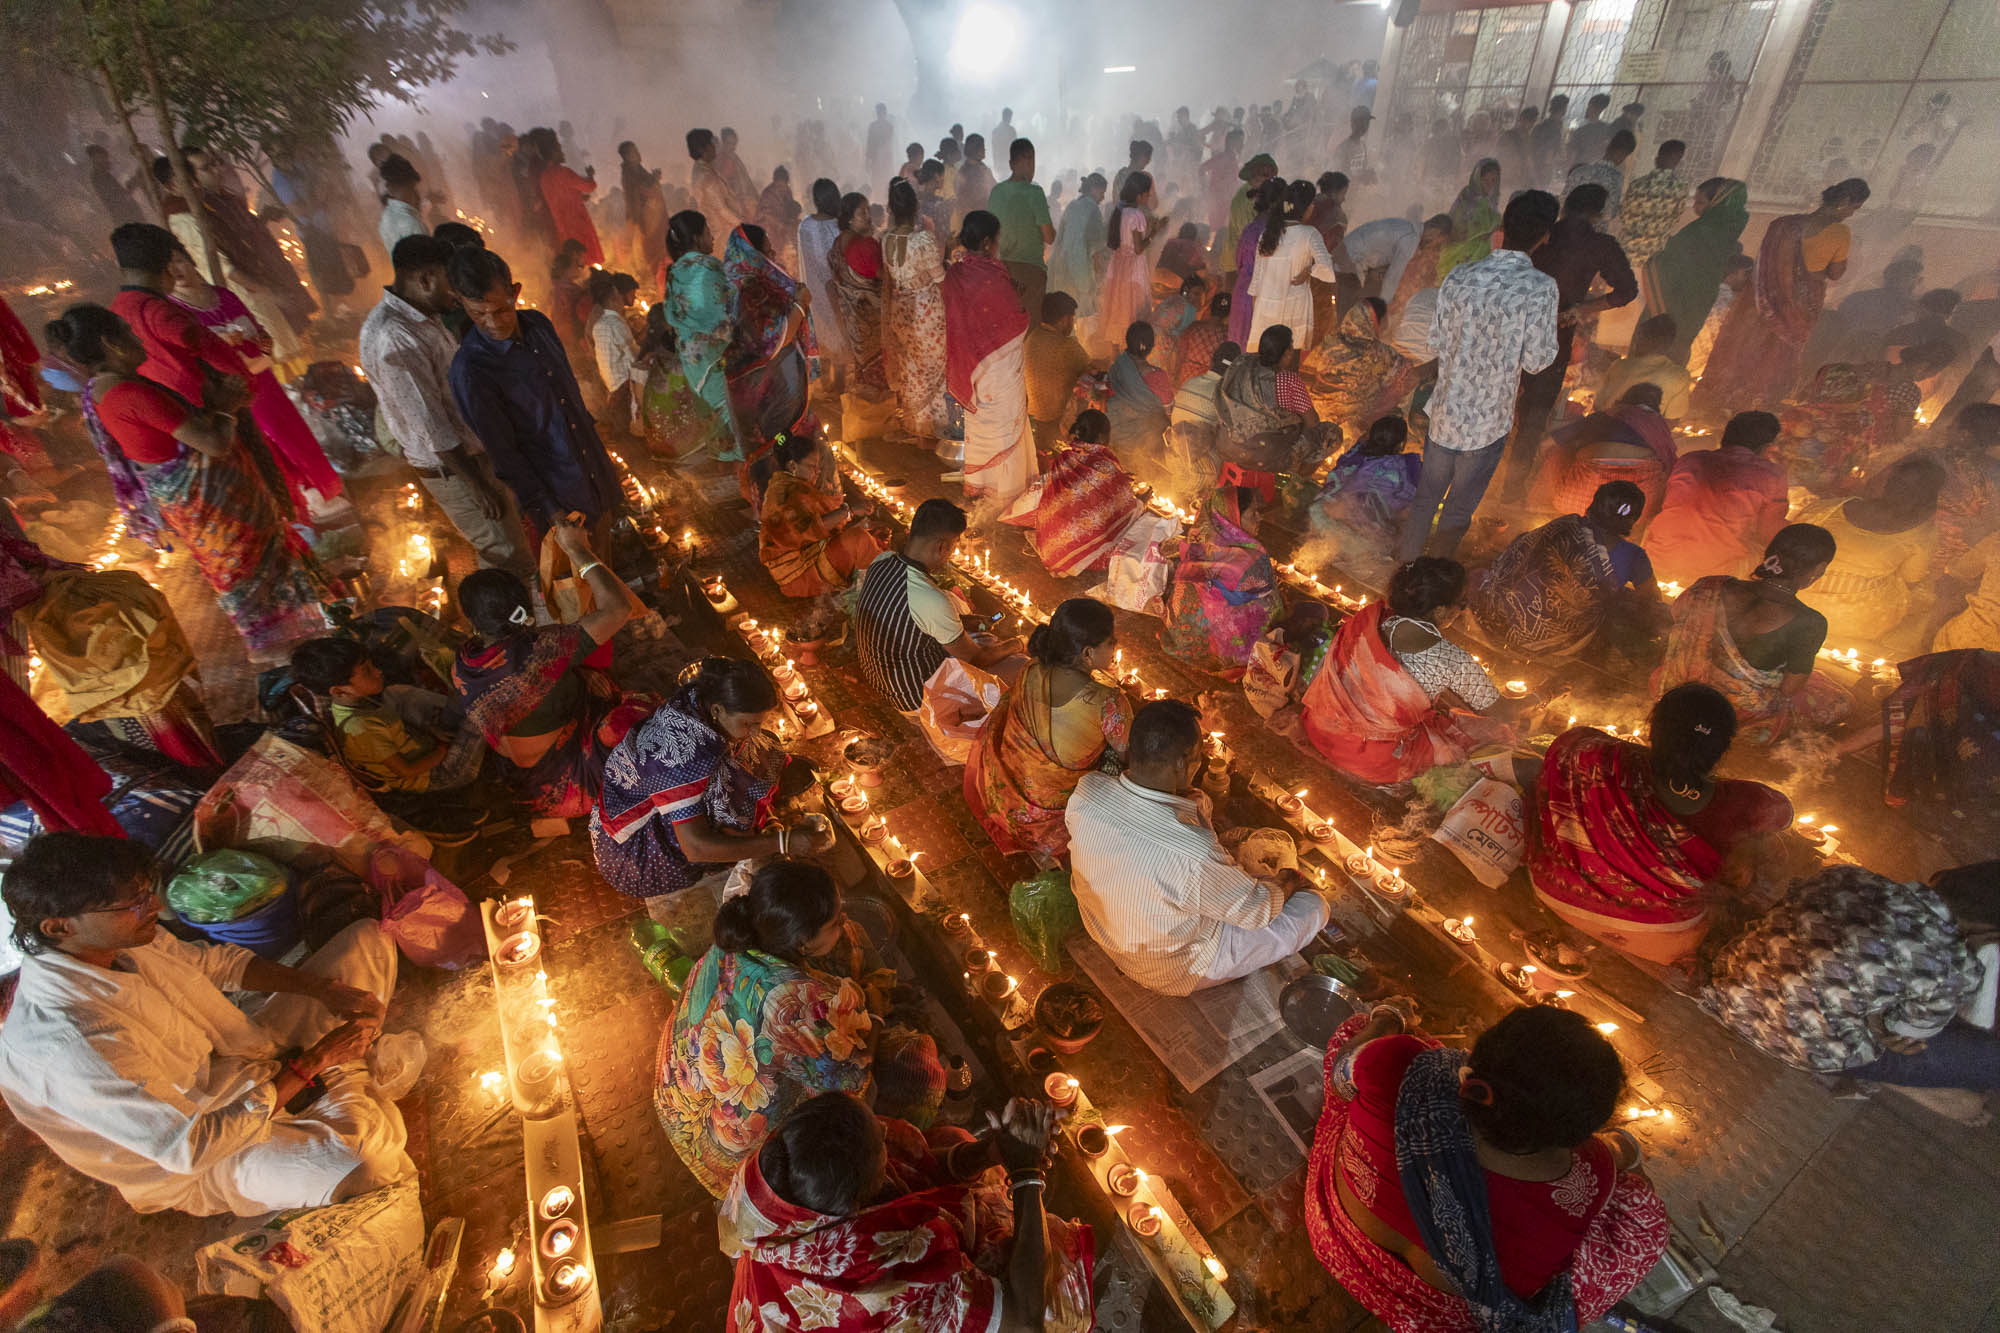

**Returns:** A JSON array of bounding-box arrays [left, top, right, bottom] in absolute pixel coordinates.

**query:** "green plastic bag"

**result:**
[[167, 849, 291, 924], [1009, 869, 1081, 974]]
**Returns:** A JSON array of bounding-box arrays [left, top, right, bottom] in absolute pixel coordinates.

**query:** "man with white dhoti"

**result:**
[[944, 211, 1036, 509], [0, 834, 420, 1217]]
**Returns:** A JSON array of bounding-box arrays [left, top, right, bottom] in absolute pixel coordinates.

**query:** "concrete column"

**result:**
[[1717, 0, 1816, 182], [1374, 19, 1408, 122], [1526, 0, 1572, 109]]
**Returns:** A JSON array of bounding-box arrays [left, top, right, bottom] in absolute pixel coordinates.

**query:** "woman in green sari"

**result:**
[[663, 209, 743, 462], [1641, 178, 1749, 364], [1436, 160, 1502, 279]]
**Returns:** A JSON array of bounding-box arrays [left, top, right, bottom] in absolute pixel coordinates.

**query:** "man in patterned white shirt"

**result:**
[[1397, 191, 1560, 562], [1565, 129, 1637, 227], [1066, 701, 1330, 996]]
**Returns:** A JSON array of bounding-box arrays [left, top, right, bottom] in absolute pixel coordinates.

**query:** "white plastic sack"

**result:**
[[196, 1179, 424, 1333], [1091, 512, 1181, 615], [1429, 777, 1525, 888], [914, 657, 1005, 765]]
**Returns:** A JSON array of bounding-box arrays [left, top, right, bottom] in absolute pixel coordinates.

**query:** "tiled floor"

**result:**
[[1, 424, 1993, 1333]]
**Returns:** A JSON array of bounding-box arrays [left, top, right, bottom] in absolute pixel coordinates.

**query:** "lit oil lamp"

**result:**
[[1108, 1163, 1144, 1196], [1307, 820, 1335, 842], [980, 971, 1019, 1004], [1044, 1073, 1079, 1107], [1444, 916, 1477, 945], [838, 789, 869, 816], [1346, 844, 1376, 877], [782, 677, 810, 702], [772, 657, 796, 683], [1130, 1204, 1164, 1237], [1503, 679, 1528, 698], [942, 910, 972, 935], [794, 698, 819, 721], [1278, 786, 1307, 815], [1795, 813, 1826, 846], [1499, 962, 1538, 994], [1370, 866, 1408, 901], [859, 813, 887, 842]]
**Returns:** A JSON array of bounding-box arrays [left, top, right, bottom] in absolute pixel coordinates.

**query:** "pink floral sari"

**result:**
[[1300, 602, 1481, 784], [719, 1116, 1095, 1333]]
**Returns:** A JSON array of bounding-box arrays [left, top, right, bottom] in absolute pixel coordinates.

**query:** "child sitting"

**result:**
[[290, 637, 486, 792]]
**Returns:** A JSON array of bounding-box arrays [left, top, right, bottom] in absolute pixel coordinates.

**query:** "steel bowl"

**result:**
[[1280, 972, 1361, 1050]]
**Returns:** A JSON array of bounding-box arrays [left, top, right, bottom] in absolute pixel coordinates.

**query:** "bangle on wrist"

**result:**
[[776, 825, 789, 856], [576, 560, 605, 580]]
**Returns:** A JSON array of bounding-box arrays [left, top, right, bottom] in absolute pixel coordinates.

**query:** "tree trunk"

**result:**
[[99, 63, 162, 221], [128, 8, 222, 284]]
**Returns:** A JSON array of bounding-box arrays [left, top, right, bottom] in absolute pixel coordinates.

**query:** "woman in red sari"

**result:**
[[1528, 683, 1792, 966], [719, 1091, 1095, 1333], [1301, 558, 1521, 784], [1012, 411, 1145, 578], [1307, 1002, 1669, 1333], [757, 434, 883, 597], [944, 212, 1036, 505], [1708, 178, 1868, 408], [1539, 382, 1677, 523]]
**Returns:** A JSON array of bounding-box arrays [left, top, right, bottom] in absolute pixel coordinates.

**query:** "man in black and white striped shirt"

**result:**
[[855, 499, 1024, 714]]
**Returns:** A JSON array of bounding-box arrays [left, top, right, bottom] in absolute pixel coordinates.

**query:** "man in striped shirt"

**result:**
[[1066, 701, 1330, 996], [855, 499, 1024, 716]]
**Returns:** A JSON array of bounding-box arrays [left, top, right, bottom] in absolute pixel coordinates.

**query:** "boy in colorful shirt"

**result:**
[[291, 638, 486, 792]]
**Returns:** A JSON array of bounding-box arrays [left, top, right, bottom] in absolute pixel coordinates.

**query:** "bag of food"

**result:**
[[1010, 869, 1082, 974], [914, 658, 1004, 765], [1430, 777, 1526, 888], [196, 1180, 423, 1333], [367, 844, 483, 969], [1091, 512, 1180, 616], [167, 849, 290, 923], [1242, 630, 1298, 720]]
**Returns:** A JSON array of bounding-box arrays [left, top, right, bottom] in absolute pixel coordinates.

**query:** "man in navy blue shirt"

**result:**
[[446, 247, 621, 535]]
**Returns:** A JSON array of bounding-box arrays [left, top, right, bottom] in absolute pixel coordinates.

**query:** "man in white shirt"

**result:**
[[1397, 191, 1560, 562], [376, 154, 427, 259], [1346, 213, 1453, 304], [585, 269, 645, 433], [1066, 700, 1330, 996], [0, 834, 419, 1217], [359, 233, 533, 583]]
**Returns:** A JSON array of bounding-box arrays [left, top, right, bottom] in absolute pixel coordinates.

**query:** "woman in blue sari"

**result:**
[[722, 225, 814, 493], [1311, 414, 1421, 565], [663, 210, 742, 462], [591, 656, 830, 915]]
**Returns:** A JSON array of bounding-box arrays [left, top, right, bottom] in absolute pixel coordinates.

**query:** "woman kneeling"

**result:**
[[661, 860, 944, 1197], [721, 1090, 1096, 1332], [758, 433, 884, 597], [1528, 683, 1793, 966], [1306, 1003, 1669, 1332]]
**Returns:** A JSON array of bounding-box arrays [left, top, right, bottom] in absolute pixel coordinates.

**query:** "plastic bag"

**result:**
[[914, 658, 1004, 765], [1430, 777, 1526, 888], [1092, 511, 1180, 616], [367, 844, 483, 969], [1232, 827, 1298, 879], [196, 733, 432, 874], [1010, 869, 1081, 974], [196, 1179, 424, 1333], [167, 849, 290, 924], [1242, 630, 1299, 720]]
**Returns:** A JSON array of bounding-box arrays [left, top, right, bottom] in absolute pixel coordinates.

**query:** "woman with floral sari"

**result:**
[[1012, 411, 1145, 578], [720, 1091, 1096, 1333], [1104, 321, 1173, 471], [1639, 177, 1748, 364], [1530, 684, 1793, 965], [165, 245, 341, 507], [723, 225, 814, 489], [966, 598, 1131, 858], [1472, 482, 1666, 659], [51, 306, 331, 665], [637, 302, 736, 463], [662, 861, 945, 1198], [1101, 172, 1160, 352], [1656, 524, 1846, 740], [1302, 558, 1521, 785], [758, 434, 884, 597], [882, 180, 951, 442], [1436, 161, 1502, 280], [1307, 1002, 1669, 1333], [829, 192, 889, 399], [1160, 486, 1285, 677], [1776, 343, 1953, 492], [944, 212, 1036, 505], [664, 210, 744, 462], [452, 534, 657, 818], [1300, 299, 1418, 437], [1717, 178, 1869, 407]]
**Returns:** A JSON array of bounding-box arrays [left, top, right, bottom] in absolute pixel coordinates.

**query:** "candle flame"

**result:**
[[1293, 787, 1308, 799], [1064, 1077, 1079, 1089], [1596, 1022, 1619, 1035], [1104, 1124, 1129, 1135], [1555, 989, 1575, 998], [1521, 963, 1537, 974], [492, 1247, 516, 1278], [1204, 1256, 1227, 1281]]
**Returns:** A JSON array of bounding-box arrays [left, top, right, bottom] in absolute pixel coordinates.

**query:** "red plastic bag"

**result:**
[[367, 844, 484, 969]]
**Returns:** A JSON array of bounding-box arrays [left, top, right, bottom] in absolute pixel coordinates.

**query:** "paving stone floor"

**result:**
[[0, 429, 1994, 1333]]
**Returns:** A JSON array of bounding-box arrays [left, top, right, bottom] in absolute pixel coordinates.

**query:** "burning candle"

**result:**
[[1203, 1255, 1228, 1283], [773, 658, 796, 683], [1346, 844, 1375, 877], [491, 1247, 517, 1281], [1074, 1124, 1110, 1157], [1503, 679, 1528, 698], [1371, 866, 1407, 900], [1596, 1021, 1620, 1035], [1044, 1073, 1079, 1107]]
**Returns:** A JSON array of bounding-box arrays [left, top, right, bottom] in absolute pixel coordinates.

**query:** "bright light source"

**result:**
[[950, 3, 1022, 80], [1103, 65, 1137, 74]]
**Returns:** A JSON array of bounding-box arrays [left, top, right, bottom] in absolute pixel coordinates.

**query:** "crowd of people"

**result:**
[[0, 79, 1994, 1333]]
